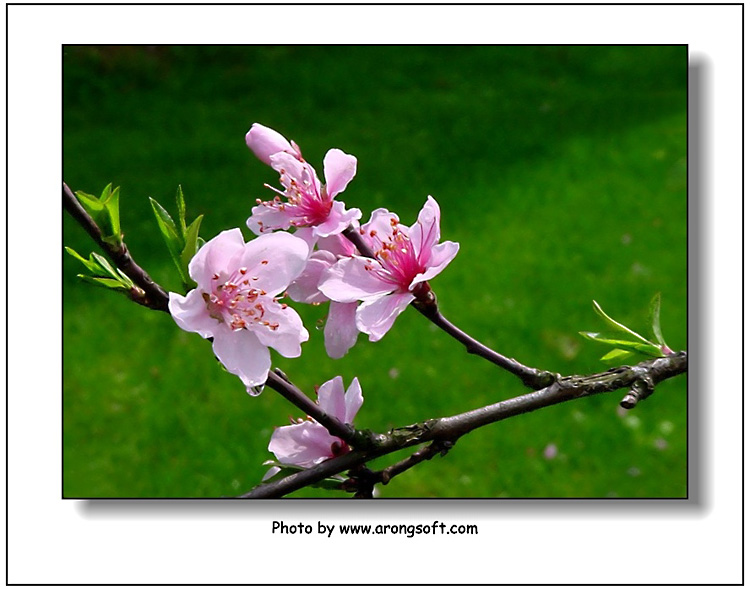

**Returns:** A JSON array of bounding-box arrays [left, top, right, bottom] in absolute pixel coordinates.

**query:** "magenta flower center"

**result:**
[[203, 265, 282, 332], [364, 220, 424, 291], [261, 161, 333, 227]]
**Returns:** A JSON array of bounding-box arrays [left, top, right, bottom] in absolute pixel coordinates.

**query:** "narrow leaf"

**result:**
[[600, 348, 635, 363], [179, 214, 203, 283], [649, 292, 668, 348], [592, 300, 652, 345], [175, 185, 187, 235], [91, 252, 121, 280], [78, 275, 129, 290], [149, 197, 184, 259], [579, 332, 663, 357], [65, 247, 100, 274], [74, 190, 105, 213], [102, 185, 122, 243]]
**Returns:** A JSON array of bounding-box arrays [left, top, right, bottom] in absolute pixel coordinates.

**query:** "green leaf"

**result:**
[[600, 348, 635, 363], [90, 252, 120, 280], [78, 275, 130, 290], [592, 300, 652, 345], [649, 292, 668, 348], [175, 185, 187, 235], [74, 190, 105, 214], [150, 197, 184, 260], [101, 185, 121, 243], [75, 184, 122, 246], [65, 246, 100, 274], [179, 214, 203, 286], [579, 332, 663, 357]]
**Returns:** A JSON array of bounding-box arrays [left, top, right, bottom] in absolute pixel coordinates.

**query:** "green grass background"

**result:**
[[63, 45, 687, 498]]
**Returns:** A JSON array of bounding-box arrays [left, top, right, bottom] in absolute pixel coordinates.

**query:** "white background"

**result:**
[[5, 3, 744, 585]]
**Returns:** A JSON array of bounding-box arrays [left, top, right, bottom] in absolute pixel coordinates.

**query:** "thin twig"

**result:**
[[265, 370, 357, 445], [342, 224, 557, 389]]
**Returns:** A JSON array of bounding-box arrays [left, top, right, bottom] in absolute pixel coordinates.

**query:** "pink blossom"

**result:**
[[286, 235, 360, 359], [245, 123, 361, 239], [268, 376, 363, 469], [245, 123, 302, 165], [168, 228, 310, 394], [319, 196, 459, 341]]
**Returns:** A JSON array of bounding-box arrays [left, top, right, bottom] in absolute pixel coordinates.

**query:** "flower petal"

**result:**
[[409, 240, 460, 290], [239, 232, 310, 297], [312, 200, 362, 238], [287, 250, 337, 304], [245, 123, 296, 166], [188, 228, 246, 288], [252, 300, 309, 358], [324, 301, 360, 359], [268, 421, 336, 468], [211, 328, 272, 392], [319, 256, 395, 303], [270, 152, 321, 196], [362, 208, 404, 244], [356, 291, 415, 341], [246, 202, 295, 235], [343, 377, 364, 424], [168, 289, 219, 339], [323, 148, 357, 199], [409, 195, 442, 267], [317, 375, 347, 421]]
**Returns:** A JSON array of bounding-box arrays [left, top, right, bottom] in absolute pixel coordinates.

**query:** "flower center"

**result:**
[[203, 266, 280, 332], [258, 161, 332, 227], [363, 220, 424, 291]]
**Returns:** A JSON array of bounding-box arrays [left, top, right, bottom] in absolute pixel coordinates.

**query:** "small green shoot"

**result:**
[[75, 184, 122, 247], [65, 247, 137, 293], [150, 185, 203, 291], [581, 296, 672, 363]]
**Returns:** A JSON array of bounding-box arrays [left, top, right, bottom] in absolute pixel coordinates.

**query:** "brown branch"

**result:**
[[342, 225, 557, 389], [240, 352, 687, 498], [265, 369, 358, 445]]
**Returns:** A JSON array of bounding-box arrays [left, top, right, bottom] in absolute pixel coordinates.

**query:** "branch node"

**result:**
[[620, 375, 655, 410]]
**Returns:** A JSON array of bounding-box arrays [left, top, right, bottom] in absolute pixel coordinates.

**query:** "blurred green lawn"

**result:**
[[63, 46, 687, 498]]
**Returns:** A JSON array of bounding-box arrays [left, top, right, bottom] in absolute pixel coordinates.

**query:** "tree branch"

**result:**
[[342, 225, 557, 389], [241, 352, 687, 498], [265, 369, 358, 445]]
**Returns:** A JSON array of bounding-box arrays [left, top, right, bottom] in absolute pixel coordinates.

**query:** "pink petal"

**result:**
[[211, 328, 272, 392], [188, 228, 245, 288], [409, 240, 460, 290], [252, 300, 309, 358], [246, 203, 295, 235], [238, 232, 310, 297], [270, 152, 321, 195], [245, 123, 296, 166], [319, 256, 395, 303], [409, 195, 442, 267], [312, 200, 362, 238], [343, 377, 364, 424], [287, 250, 337, 304], [317, 375, 347, 421], [361, 208, 404, 243], [323, 148, 357, 199], [324, 301, 360, 359], [268, 421, 336, 468], [168, 289, 219, 339], [317, 233, 358, 258], [356, 291, 415, 341]]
